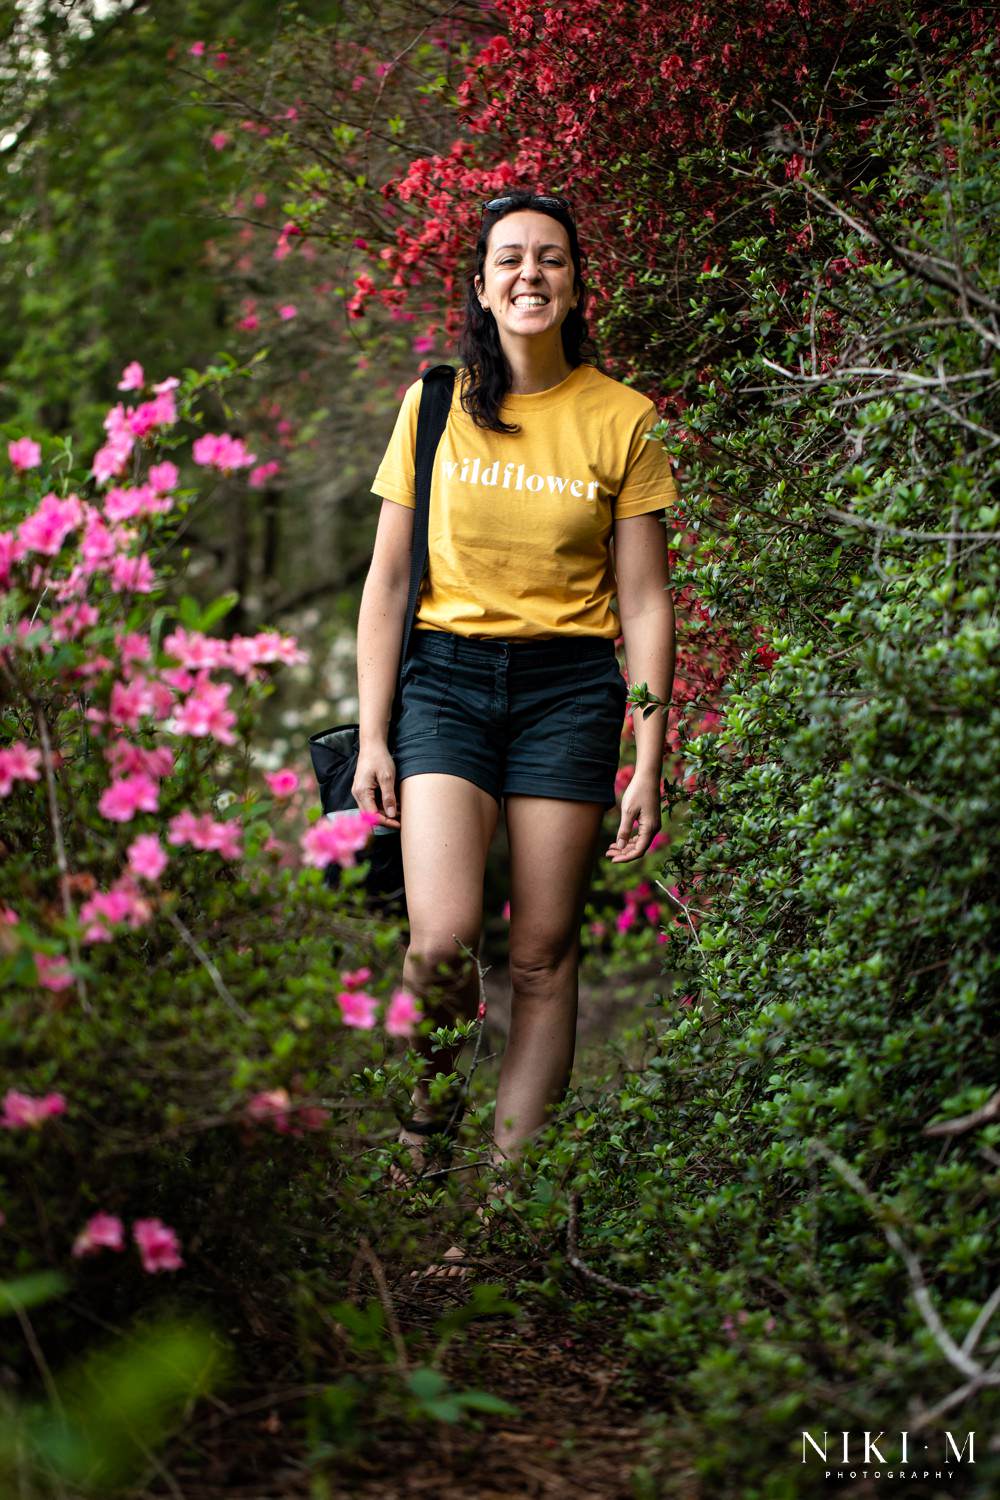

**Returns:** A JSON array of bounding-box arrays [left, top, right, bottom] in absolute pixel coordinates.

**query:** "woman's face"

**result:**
[[475, 210, 578, 341]]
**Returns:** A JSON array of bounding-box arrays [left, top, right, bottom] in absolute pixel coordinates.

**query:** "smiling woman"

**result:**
[[351, 188, 678, 1277]]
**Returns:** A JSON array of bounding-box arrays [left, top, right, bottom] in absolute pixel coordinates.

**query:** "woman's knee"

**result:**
[[404, 933, 480, 992], [508, 937, 578, 997]]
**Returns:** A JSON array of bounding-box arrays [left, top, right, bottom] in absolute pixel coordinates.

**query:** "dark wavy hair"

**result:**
[[457, 190, 604, 433]]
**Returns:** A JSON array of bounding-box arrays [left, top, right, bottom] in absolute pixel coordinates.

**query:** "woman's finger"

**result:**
[[378, 768, 399, 824]]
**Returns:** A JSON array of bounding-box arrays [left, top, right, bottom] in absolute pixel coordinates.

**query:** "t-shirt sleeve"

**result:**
[[613, 402, 679, 519], [369, 379, 422, 509]]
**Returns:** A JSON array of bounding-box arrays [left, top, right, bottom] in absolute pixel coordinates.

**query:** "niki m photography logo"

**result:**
[[801, 1428, 975, 1483]]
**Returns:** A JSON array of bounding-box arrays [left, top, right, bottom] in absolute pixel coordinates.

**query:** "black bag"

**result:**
[[307, 364, 457, 916]]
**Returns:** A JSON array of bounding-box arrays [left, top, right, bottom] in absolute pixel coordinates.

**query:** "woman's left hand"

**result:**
[[605, 768, 662, 862]]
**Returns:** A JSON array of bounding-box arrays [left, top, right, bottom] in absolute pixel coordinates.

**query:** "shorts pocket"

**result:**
[[568, 659, 628, 762], [394, 653, 453, 742]]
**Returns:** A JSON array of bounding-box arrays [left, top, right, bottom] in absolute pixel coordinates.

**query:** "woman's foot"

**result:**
[[409, 1198, 501, 1281], [387, 1121, 431, 1190]]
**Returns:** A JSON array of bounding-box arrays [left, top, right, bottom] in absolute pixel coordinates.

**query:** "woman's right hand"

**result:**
[[352, 741, 401, 830]]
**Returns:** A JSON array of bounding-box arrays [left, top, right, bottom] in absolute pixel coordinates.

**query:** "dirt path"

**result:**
[[146, 959, 675, 1498]]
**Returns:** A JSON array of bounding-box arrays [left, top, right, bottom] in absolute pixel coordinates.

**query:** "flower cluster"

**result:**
[[2, 1089, 67, 1128], [72, 1211, 184, 1273]]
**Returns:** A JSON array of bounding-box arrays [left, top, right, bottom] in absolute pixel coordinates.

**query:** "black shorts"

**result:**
[[390, 629, 627, 809]]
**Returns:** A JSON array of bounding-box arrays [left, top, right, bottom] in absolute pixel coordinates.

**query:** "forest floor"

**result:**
[[144, 958, 692, 1499]]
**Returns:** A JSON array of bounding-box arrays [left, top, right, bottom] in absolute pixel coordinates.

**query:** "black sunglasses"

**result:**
[[481, 193, 574, 218]]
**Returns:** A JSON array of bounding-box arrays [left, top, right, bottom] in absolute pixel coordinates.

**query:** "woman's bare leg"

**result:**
[[496, 795, 608, 1164], [398, 771, 499, 1146], [397, 771, 499, 1279]]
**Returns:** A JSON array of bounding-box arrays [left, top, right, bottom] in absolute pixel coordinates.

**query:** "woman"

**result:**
[[353, 189, 677, 1274]]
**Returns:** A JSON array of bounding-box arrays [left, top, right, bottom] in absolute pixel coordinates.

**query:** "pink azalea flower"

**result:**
[[616, 907, 636, 933], [115, 631, 152, 664], [246, 1088, 291, 1132], [104, 484, 152, 522], [295, 1105, 329, 1131], [109, 552, 156, 594], [133, 1218, 184, 1273], [191, 433, 257, 473], [301, 811, 378, 869], [162, 627, 230, 670], [171, 676, 237, 744], [91, 435, 135, 484], [385, 987, 421, 1037], [338, 989, 378, 1029], [127, 833, 168, 881], [210, 130, 230, 151], [34, 953, 74, 992], [189, 40, 206, 57], [340, 967, 371, 990], [0, 743, 42, 797], [117, 362, 144, 391], [1, 1090, 67, 1128], [0, 530, 26, 585], [79, 882, 152, 944], [8, 437, 41, 472], [98, 772, 160, 822], [126, 391, 176, 437], [108, 676, 159, 730], [79, 514, 119, 570], [412, 333, 435, 353], [18, 492, 84, 556], [50, 601, 99, 643], [105, 740, 172, 778], [264, 768, 298, 798], [152, 377, 179, 394], [248, 461, 280, 489], [72, 1212, 125, 1257], [278, 303, 298, 320], [1, 906, 18, 926], [226, 630, 307, 671], [167, 810, 242, 860], [147, 461, 178, 494]]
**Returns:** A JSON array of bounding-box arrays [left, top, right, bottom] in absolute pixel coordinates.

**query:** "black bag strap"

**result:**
[[401, 363, 455, 667], [388, 363, 455, 739]]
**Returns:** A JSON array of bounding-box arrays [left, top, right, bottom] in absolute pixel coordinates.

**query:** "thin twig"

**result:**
[[924, 1088, 1000, 1138], [807, 1138, 999, 1385], [31, 698, 91, 1014], [358, 1237, 409, 1370], [960, 1285, 1000, 1359], [870, 774, 963, 831], [565, 1193, 658, 1304], [166, 909, 254, 1024], [821, 507, 999, 543]]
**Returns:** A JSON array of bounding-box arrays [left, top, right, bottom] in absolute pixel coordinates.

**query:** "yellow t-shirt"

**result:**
[[369, 362, 677, 639]]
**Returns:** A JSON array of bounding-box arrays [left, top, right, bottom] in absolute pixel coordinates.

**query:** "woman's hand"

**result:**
[[605, 768, 662, 862], [352, 741, 401, 831]]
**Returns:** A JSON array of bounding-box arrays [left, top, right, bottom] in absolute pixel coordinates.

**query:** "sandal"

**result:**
[[387, 1093, 468, 1189]]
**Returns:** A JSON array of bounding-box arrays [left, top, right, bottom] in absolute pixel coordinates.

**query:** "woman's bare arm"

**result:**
[[357, 499, 414, 747], [352, 499, 415, 826]]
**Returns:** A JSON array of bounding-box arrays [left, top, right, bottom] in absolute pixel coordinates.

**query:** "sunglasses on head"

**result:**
[[481, 193, 573, 218]]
